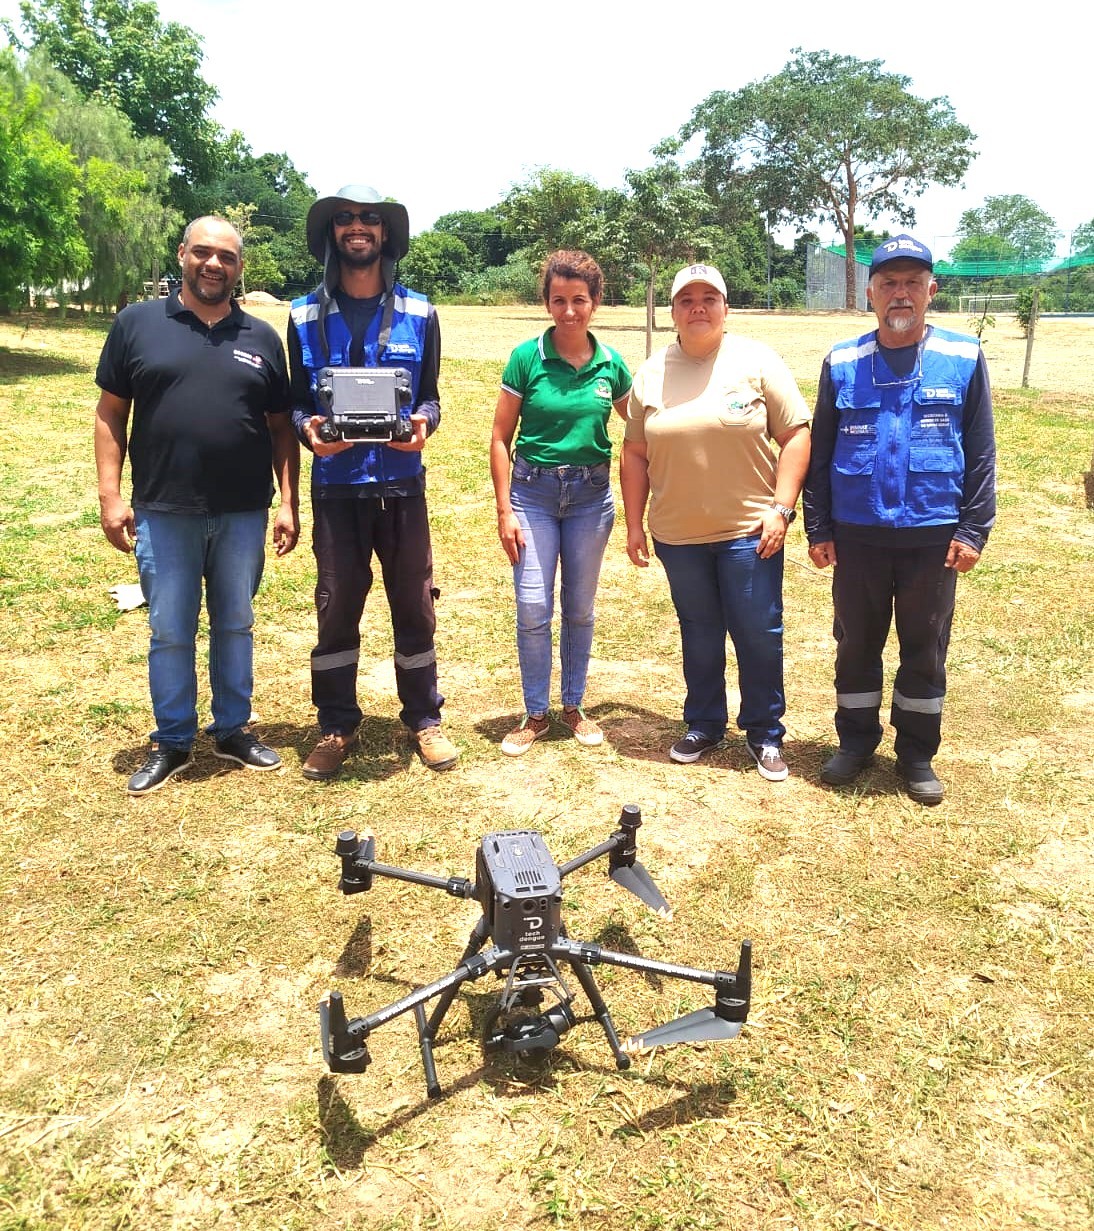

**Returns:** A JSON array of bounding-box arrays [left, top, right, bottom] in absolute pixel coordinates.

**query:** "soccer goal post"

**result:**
[[959, 293, 1019, 315]]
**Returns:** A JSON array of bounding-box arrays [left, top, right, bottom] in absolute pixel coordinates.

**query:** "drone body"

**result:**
[[320, 805, 751, 1097]]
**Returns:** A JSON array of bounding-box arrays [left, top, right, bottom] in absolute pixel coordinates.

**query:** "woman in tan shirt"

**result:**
[[621, 263, 810, 780]]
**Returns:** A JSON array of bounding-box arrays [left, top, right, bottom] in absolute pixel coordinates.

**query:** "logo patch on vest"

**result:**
[[917, 412, 951, 430], [385, 342, 417, 357], [919, 386, 958, 401]]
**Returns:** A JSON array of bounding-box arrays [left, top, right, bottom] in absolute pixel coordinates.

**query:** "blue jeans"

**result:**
[[134, 508, 267, 748], [653, 534, 786, 746], [509, 457, 615, 715]]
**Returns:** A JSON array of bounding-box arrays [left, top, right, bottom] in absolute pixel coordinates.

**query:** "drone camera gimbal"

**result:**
[[321, 805, 751, 1097]]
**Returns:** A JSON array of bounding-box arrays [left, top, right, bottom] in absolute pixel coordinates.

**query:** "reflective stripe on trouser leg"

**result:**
[[311, 500, 373, 734], [891, 541, 955, 764], [891, 689, 944, 764], [830, 537, 893, 756]]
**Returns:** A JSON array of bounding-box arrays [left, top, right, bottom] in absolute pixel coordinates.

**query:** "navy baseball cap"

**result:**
[[869, 234, 933, 276]]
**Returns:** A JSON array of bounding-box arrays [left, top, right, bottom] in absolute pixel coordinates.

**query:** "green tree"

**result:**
[[222, 202, 279, 297], [400, 230, 472, 299], [623, 142, 719, 355], [682, 48, 976, 308], [1072, 219, 1094, 254], [27, 57, 178, 309], [9, 0, 221, 200], [434, 207, 515, 270], [196, 140, 318, 296], [500, 168, 609, 260], [952, 194, 1059, 264], [0, 49, 87, 309]]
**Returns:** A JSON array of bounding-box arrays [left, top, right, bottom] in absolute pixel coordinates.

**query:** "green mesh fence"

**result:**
[[827, 244, 1094, 277]]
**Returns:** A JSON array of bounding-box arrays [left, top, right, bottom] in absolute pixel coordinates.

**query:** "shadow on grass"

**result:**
[[108, 715, 416, 786], [0, 347, 98, 383], [472, 701, 679, 757], [332, 917, 373, 978], [318, 1048, 739, 1168]]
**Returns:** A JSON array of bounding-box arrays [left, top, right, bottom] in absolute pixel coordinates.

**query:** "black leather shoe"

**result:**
[[214, 728, 281, 771], [820, 748, 875, 785], [127, 744, 193, 796], [896, 760, 944, 805]]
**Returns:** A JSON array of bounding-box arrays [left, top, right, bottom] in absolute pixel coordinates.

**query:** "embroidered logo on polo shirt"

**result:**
[[233, 349, 264, 370], [723, 395, 754, 418], [595, 378, 612, 400]]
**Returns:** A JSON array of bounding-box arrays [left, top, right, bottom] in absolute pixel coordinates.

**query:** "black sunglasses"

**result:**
[[332, 209, 383, 227]]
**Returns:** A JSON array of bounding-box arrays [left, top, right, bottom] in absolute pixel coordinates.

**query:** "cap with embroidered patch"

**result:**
[[869, 234, 933, 276], [670, 263, 728, 301]]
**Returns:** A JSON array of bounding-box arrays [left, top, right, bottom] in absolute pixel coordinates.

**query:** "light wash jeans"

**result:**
[[653, 534, 786, 746], [134, 508, 267, 748], [509, 457, 614, 716]]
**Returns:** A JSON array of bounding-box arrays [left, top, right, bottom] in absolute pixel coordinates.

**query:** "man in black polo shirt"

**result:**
[[95, 216, 300, 795]]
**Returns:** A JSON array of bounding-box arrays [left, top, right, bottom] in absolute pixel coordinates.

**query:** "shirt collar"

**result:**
[[167, 287, 248, 329], [539, 327, 607, 367]]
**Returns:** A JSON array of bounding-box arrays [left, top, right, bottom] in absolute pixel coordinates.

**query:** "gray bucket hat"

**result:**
[[305, 184, 410, 262]]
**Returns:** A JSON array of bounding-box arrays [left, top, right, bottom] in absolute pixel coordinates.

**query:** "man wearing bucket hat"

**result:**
[[803, 234, 996, 804], [287, 185, 458, 778]]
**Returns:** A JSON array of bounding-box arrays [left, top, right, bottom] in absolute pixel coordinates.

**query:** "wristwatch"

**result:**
[[771, 502, 797, 524]]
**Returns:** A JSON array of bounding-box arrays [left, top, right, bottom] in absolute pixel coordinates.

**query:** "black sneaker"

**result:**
[[669, 731, 721, 763], [127, 744, 193, 796], [820, 748, 875, 785], [214, 727, 281, 771], [896, 760, 944, 806], [747, 742, 789, 781]]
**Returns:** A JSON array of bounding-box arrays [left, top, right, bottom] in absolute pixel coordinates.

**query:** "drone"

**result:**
[[319, 804, 751, 1098]]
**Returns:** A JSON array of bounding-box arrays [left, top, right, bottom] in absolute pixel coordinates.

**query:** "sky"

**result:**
[[4, 0, 1090, 258]]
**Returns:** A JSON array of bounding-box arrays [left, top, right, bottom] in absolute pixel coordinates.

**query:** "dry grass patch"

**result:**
[[1, 307, 1092, 1231]]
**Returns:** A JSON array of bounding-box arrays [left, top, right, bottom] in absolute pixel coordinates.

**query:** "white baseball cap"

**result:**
[[670, 263, 728, 301]]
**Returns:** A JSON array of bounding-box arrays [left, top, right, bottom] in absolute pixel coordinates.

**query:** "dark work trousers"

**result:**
[[310, 495, 444, 735], [831, 535, 957, 764]]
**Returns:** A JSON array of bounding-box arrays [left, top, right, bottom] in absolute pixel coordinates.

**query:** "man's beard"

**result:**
[[337, 237, 382, 270], [184, 267, 232, 305], [884, 306, 920, 334]]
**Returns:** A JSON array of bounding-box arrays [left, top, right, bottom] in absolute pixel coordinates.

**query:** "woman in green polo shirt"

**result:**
[[490, 250, 631, 755]]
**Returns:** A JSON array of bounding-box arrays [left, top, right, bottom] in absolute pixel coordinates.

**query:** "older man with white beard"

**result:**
[[803, 235, 996, 805]]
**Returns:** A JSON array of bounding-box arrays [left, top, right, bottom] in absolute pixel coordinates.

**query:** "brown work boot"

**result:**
[[414, 725, 459, 771], [302, 731, 357, 781]]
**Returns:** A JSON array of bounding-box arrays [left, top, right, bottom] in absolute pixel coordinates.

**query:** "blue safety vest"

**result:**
[[827, 326, 980, 529], [289, 284, 430, 488]]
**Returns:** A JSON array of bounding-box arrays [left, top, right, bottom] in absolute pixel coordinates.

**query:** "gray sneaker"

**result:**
[[747, 742, 789, 781]]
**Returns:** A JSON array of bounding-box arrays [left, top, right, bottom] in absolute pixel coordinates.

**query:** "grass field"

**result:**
[[1, 303, 1092, 1231]]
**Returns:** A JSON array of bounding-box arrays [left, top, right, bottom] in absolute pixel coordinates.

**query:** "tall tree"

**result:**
[[10, 0, 221, 198], [0, 49, 87, 309], [1073, 219, 1094, 255], [952, 194, 1059, 264], [623, 142, 719, 355], [27, 56, 178, 309], [682, 49, 976, 308]]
